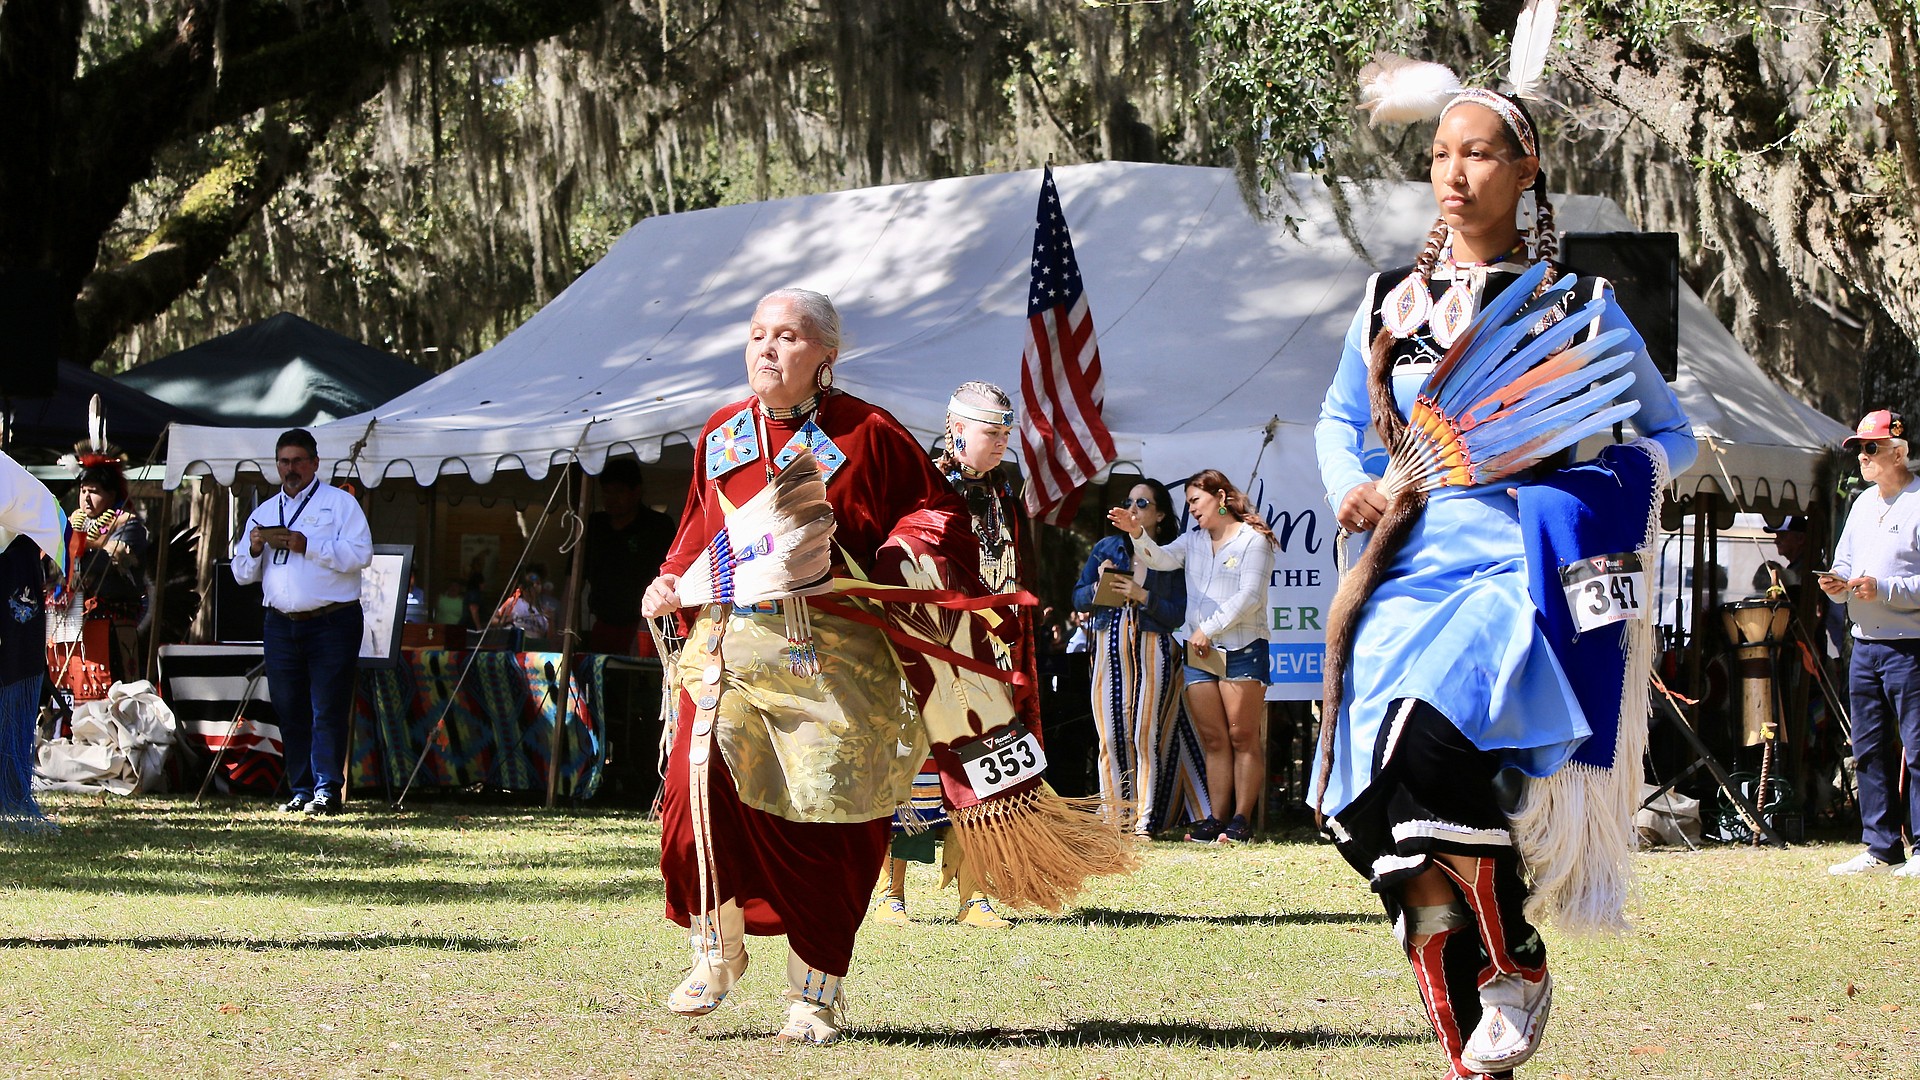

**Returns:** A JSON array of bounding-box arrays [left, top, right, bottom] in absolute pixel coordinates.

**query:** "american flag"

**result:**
[[1018, 166, 1115, 526]]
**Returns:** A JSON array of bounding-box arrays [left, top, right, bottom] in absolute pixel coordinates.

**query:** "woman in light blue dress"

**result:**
[[1314, 88, 1696, 1079]]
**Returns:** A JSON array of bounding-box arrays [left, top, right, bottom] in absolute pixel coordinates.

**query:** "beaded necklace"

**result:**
[[752, 393, 822, 483], [943, 457, 1016, 593]]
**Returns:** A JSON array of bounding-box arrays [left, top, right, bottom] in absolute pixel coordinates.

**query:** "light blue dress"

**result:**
[[1312, 269, 1698, 817]]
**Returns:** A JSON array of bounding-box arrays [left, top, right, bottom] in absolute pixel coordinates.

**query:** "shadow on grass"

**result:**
[[0, 932, 521, 951], [1058, 907, 1378, 928], [7, 801, 664, 904], [711, 1022, 1424, 1050]]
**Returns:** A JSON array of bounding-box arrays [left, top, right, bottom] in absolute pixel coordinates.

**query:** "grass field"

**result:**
[[2, 794, 1916, 1079]]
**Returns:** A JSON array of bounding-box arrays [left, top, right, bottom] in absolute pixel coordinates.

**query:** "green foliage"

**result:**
[[1194, 0, 1453, 194], [105, 2, 1213, 371]]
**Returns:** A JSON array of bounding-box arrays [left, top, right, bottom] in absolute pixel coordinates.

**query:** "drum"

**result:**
[[1721, 599, 1790, 747]]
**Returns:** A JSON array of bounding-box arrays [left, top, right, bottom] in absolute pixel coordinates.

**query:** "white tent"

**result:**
[[162, 162, 1848, 505], [163, 163, 1850, 698]]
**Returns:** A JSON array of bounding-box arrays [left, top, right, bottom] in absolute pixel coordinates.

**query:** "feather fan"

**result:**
[[1358, 54, 1463, 125], [1378, 262, 1643, 499], [674, 450, 837, 608]]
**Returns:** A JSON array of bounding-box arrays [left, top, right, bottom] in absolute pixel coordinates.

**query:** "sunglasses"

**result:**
[[1119, 497, 1152, 510], [1858, 441, 1883, 456]]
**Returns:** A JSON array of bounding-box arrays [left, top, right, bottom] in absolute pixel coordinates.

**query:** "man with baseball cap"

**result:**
[[1821, 409, 1920, 876]]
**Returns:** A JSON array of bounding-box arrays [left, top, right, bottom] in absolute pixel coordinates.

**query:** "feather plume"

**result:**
[[88, 394, 106, 454], [674, 450, 837, 609], [1358, 54, 1463, 125], [1507, 0, 1561, 97], [1378, 264, 1645, 499]]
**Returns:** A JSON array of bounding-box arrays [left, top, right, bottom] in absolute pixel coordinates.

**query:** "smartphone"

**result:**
[[1814, 568, 1844, 583]]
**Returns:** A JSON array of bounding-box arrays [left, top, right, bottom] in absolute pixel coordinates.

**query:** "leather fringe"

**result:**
[[943, 782, 1144, 911]]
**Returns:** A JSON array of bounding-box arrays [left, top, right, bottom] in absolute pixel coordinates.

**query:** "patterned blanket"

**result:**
[[350, 649, 607, 798]]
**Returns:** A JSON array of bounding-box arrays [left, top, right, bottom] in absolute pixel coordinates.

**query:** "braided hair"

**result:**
[[1398, 90, 1560, 328], [1317, 90, 1561, 823]]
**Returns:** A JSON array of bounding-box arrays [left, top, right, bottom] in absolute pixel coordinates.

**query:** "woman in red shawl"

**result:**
[[642, 288, 974, 1043]]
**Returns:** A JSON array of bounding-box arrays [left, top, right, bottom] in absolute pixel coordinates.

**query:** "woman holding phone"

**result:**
[[1074, 480, 1207, 835]]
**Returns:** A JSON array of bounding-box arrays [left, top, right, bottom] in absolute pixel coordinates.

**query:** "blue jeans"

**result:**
[[1848, 638, 1920, 863], [1182, 640, 1272, 685], [263, 604, 363, 801]]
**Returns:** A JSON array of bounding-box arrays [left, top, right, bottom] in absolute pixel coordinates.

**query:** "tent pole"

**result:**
[[546, 465, 594, 808], [144, 433, 174, 682], [144, 490, 171, 682]]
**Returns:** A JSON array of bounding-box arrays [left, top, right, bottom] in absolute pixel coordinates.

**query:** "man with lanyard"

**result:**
[[232, 429, 372, 816]]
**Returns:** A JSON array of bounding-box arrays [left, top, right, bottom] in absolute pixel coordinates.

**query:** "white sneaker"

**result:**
[[1894, 859, 1920, 878], [1461, 970, 1552, 1073], [1829, 851, 1898, 876]]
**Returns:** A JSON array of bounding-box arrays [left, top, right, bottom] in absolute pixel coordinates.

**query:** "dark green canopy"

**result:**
[[118, 313, 430, 429]]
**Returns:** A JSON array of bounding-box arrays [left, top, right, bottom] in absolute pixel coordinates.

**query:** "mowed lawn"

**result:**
[[2, 794, 1915, 1079]]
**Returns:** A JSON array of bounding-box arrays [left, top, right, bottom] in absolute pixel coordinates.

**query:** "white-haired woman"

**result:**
[[873, 381, 1030, 931], [642, 288, 976, 1043]]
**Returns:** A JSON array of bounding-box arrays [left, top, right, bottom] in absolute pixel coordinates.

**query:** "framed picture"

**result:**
[[358, 544, 413, 668]]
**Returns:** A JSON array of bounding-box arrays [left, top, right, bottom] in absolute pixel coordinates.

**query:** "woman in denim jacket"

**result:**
[[1074, 480, 1209, 835]]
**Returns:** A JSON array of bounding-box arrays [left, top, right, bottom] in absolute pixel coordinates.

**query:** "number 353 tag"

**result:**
[[956, 721, 1047, 799], [1559, 552, 1647, 634]]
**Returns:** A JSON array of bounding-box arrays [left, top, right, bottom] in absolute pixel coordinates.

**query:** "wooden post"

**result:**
[[546, 465, 595, 808]]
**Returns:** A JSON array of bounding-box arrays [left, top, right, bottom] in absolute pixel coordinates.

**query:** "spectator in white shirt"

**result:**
[[1109, 468, 1277, 845], [232, 429, 372, 816]]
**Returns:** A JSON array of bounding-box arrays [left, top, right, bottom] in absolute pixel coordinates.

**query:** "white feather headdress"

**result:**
[[1358, 1, 1562, 125], [1507, 0, 1560, 98], [1357, 54, 1462, 126]]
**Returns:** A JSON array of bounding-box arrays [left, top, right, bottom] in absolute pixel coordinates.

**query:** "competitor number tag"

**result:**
[[956, 721, 1047, 798], [1559, 552, 1646, 634]]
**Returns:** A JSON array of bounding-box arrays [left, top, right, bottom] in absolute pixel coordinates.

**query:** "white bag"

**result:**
[[1635, 783, 1703, 848], [34, 680, 178, 795]]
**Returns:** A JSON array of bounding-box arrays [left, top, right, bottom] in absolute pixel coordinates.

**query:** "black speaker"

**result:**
[[1560, 232, 1680, 382], [0, 269, 64, 398], [213, 561, 265, 643]]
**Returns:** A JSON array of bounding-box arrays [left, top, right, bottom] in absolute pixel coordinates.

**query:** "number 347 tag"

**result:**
[[955, 721, 1047, 799], [1559, 552, 1647, 634]]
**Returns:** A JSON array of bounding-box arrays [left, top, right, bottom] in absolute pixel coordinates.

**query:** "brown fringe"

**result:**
[[943, 783, 1145, 912], [1314, 326, 1429, 824]]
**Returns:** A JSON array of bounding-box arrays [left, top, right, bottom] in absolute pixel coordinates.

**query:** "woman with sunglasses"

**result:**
[[1108, 469, 1278, 844], [1074, 479, 1208, 836], [1820, 410, 1920, 879]]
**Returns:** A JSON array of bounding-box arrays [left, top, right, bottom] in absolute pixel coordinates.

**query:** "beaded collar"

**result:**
[[760, 395, 820, 421]]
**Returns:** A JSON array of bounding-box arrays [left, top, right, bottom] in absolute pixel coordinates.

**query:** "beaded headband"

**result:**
[[947, 398, 1015, 426], [1439, 89, 1538, 158]]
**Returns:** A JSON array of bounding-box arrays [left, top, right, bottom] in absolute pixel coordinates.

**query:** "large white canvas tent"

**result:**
[[162, 162, 1847, 499], [163, 162, 1850, 697]]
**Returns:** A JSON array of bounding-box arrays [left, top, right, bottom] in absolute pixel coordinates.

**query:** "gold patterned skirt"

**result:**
[[677, 605, 926, 823]]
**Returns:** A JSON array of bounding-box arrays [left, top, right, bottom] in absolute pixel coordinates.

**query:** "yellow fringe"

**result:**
[[942, 782, 1144, 912]]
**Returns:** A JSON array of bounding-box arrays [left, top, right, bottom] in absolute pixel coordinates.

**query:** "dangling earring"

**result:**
[[1516, 189, 1538, 259], [814, 362, 834, 393], [953, 433, 968, 457], [1217, 505, 1230, 517]]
